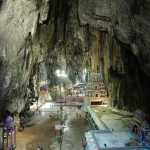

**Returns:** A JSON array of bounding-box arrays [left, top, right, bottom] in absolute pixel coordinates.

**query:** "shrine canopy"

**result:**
[[86, 106, 109, 131], [4, 115, 15, 128]]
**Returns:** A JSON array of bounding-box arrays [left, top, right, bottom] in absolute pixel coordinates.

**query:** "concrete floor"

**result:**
[[11, 104, 90, 150], [93, 105, 133, 132], [4, 104, 134, 150]]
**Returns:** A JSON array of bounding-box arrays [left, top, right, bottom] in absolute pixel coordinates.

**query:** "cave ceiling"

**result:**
[[0, 0, 150, 119]]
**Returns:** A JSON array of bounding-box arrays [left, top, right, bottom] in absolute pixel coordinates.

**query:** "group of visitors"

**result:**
[[76, 112, 82, 118], [37, 146, 43, 150], [50, 103, 53, 107]]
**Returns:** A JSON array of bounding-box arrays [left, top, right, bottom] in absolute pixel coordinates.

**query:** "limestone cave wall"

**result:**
[[0, 0, 150, 120]]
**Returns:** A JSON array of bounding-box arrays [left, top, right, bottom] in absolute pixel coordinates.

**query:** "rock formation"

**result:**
[[0, 0, 150, 120]]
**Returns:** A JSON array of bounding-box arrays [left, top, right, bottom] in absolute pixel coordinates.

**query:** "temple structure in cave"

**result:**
[[84, 70, 108, 106]]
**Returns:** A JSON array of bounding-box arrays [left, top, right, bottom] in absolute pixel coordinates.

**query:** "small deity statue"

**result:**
[[135, 109, 145, 120]]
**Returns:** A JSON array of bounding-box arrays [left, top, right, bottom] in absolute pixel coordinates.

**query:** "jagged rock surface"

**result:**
[[0, 0, 150, 120], [0, 0, 50, 118]]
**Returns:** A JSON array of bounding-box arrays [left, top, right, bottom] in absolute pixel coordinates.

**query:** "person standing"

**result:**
[[36, 105, 39, 115], [76, 112, 78, 118], [38, 109, 41, 115], [57, 109, 59, 115], [64, 111, 67, 118], [37, 146, 40, 150], [79, 113, 81, 118], [41, 146, 43, 150]]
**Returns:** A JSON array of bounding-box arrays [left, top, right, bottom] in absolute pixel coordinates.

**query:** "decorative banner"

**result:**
[[100, 69, 103, 79], [85, 131, 99, 150]]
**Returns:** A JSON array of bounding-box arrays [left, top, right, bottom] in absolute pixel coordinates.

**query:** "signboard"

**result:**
[[55, 124, 62, 131]]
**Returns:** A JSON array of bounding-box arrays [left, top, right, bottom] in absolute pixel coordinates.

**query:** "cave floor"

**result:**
[[14, 104, 90, 150], [5, 104, 134, 150]]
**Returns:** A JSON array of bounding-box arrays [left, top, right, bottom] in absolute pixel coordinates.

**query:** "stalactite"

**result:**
[[108, 16, 116, 52], [128, 0, 145, 16]]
